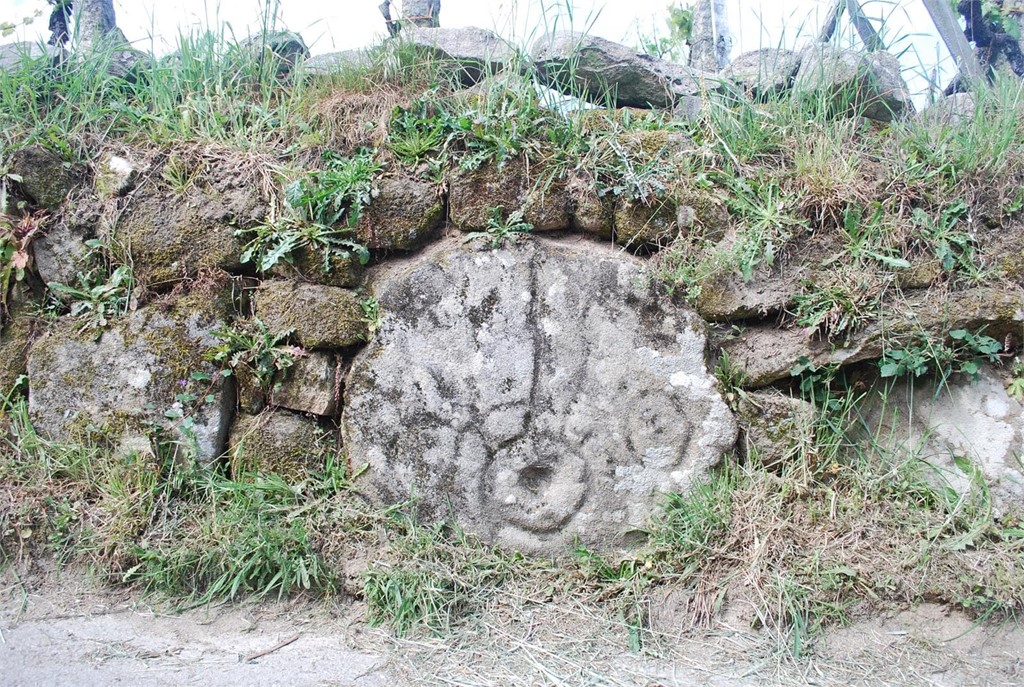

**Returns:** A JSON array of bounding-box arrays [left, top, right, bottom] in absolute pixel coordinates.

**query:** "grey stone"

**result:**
[[115, 173, 264, 290], [532, 32, 718, 109], [865, 367, 1024, 513], [94, 153, 140, 197], [449, 160, 570, 232], [272, 351, 339, 417], [9, 145, 79, 210], [253, 280, 367, 350], [303, 49, 371, 76], [343, 238, 738, 556], [0, 41, 56, 72], [724, 49, 801, 99], [229, 410, 333, 481], [793, 45, 912, 122], [33, 197, 102, 285], [920, 92, 975, 128], [406, 27, 516, 85], [238, 31, 309, 78], [356, 177, 445, 252], [26, 294, 234, 462], [736, 390, 815, 467]]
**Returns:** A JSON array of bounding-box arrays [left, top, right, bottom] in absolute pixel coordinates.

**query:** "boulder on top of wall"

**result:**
[[793, 45, 912, 122], [449, 159, 570, 232], [237, 31, 309, 77], [355, 177, 445, 252], [532, 32, 718, 109], [724, 48, 802, 100], [271, 350, 339, 417], [405, 27, 517, 85], [229, 410, 334, 482], [343, 238, 738, 556], [864, 367, 1024, 514], [26, 290, 235, 462], [9, 145, 81, 210], [115, 161, 266, 290], [720, 287, 1024, 388], [253, 280, 367, 350], [0, 41, 57, 73], [303, 49, 372, 76], [919, 92, 975, 129]]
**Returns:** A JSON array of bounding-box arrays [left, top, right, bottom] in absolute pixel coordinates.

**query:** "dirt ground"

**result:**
[[1, 568, 1022, 687]]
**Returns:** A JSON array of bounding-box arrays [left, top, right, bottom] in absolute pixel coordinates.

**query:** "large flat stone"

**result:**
[[26, 292, 234, 461], [343, 238, 737, 556], [532, 32, 717, 109], [865, 367, 1024, 513]]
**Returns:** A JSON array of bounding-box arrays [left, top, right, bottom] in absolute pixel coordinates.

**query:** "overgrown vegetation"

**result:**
[[2, 3, 1024, 665]]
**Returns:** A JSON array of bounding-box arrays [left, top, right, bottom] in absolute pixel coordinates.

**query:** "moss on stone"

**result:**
[[254, 280, 367, 349], [449, 158, 570, 231], [229, 410, 333, 482], [356, 177, 445, 252]]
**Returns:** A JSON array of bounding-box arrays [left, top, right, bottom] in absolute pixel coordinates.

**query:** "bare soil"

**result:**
[[2, 568, 1021, 686]]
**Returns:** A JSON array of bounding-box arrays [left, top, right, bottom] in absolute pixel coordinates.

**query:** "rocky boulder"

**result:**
[[9, 145, 80, 210], [26, 292, 234, 461], [406, 27, 516, 85], [238, 31, 309, 78], [115, 169, 265, 290], [793, 45, 912, 122], [720, 287, 1024, 388], [866, 367, 1024, 513], [229, 410, 333, 481], [303, 49, 371, 76], [356, 177, 445, 252], [253, 280, 367, 350], [343, 238, 738, 556], [33, 197, 103, 285], [271, 350, 339, 417], [532, 32, 716, 109], [449, 160, 569, 232], [724, 49, 801, 100], [0, 41, 56, 73]]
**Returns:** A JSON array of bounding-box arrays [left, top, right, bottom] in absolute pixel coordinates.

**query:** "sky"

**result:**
[[3, 0, 954, 100]]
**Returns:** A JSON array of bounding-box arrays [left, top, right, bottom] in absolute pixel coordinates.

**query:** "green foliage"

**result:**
[[359, 296, 382, 339], [387, 97, 450, 165], [462, 206, 533, 248], [1008, 359, 1024, 400], [878, 329, 1002, 382], [287, 150, 381, 228], [209, 318, 297, 393], [124, 473, 335, 603], [634, 2, 694, 61], [0, 211, 37, 321], [911, 201, 981, 280], [238, 216, 369, 273], [792, 279, 880, 345], [724, 173, 806, 281], [46, 260, 132, 335], [364, 515, 514, 636]]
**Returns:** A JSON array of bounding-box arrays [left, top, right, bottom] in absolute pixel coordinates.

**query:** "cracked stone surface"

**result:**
[[343, 238, 737, 556]]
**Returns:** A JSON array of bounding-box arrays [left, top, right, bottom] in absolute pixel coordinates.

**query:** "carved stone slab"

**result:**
[[343, 239, 737, 555]]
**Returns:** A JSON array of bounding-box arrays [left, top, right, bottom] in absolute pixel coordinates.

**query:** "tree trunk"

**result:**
[[75, 0, 124, 48], [688, 0, 731, 71]]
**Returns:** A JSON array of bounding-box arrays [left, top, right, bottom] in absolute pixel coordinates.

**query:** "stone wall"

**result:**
[[2, 29, 1023, 556]]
